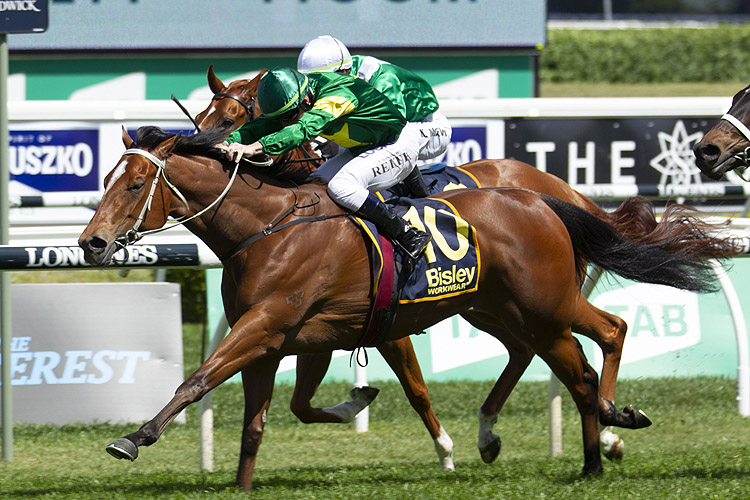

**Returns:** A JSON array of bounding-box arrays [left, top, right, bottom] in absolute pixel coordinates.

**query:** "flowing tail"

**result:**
[[597, 195, 741, 262], [541, 194, 742, 293]]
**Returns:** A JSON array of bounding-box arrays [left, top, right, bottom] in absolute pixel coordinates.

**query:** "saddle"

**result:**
[[353, 185, 481, 350]]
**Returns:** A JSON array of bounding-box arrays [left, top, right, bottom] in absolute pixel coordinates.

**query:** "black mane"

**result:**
[[132, 126, 317, 185]]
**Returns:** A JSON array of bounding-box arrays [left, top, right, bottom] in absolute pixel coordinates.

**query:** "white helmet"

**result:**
[[297, 35, 352, 74]]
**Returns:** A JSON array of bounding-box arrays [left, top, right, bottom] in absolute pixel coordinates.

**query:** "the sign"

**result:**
[[0, 0, 47, 34], [8, 0, 543, 50], [0, 244, 201, 270], [504, 116, 749, 205], [434, 126, 487, 166], [10, 129, 99, 192], [1, 283, 184, 425]]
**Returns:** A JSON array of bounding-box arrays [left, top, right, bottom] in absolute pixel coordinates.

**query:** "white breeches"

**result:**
[[414, 111, 452, 160], [315, 124, 421, 211]]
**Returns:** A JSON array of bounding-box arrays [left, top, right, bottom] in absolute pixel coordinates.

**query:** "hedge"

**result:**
[[540, 26, 750, 83]]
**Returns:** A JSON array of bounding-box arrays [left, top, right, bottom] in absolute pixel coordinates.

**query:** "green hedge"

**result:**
[[166, 268, 206, 324], [541, 26, 750, 83]]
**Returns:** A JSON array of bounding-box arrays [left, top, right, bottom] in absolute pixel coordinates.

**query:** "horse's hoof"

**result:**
[[623, 404, 653, 428], [350, 385, 380, 405], [106, 438, 138, 461], [600, 427, 624, 462], [478, 437, 502, 464], [581, 464, 604, 477]]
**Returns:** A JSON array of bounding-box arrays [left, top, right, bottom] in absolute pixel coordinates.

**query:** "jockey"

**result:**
[[220, 66, 431, 260], [297, 35, 452, 196]]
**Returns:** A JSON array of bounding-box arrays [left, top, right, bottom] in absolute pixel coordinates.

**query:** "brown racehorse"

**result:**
[[78, 126, 737, 491], [694, 83, 750, 180], [194, 65, 741, 462]]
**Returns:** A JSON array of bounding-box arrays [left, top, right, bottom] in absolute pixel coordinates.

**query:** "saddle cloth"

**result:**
[[351, 165, 482, 347]]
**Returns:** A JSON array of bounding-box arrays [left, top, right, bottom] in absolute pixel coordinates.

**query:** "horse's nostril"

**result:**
[[694, 142, 720, 161], [88, 237, 107, 251]]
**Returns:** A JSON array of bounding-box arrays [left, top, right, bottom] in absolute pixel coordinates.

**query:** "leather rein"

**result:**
[[114, 148, 346, 261]]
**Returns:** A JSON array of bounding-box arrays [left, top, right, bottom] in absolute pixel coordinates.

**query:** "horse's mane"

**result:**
[[133, 126, 317, 186]]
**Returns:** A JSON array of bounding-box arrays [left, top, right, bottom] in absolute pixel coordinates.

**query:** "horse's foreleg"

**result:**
[[377, 337, 454, 471], [236, 357, 281, 491], [106, 365, 232, 461], [106, 309, 284, 463], [289, 353, 379, 423]]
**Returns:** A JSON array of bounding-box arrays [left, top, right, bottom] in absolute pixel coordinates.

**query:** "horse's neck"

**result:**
[[167, 156, 329, 259]]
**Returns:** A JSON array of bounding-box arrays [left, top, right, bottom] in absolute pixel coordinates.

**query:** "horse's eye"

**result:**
[[128, 182, 144, 192], [221, 118, 235, 129]]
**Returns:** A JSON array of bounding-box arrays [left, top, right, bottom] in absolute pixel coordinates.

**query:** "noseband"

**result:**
[[721, 112, 750, 181]]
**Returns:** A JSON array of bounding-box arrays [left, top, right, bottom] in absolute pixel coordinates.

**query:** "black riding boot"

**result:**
[[403, 167, 430, 198], [357, 194, 431, 260]]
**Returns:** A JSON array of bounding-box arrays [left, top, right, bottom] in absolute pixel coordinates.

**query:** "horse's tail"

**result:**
[[541, 194, 741, 293], [597, 195, 741, 261]]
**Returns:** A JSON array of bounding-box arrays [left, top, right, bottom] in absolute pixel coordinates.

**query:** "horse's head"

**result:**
[[194, 65, 324, 177], [195, 65, 267, 138], [78, 127, 177, 266], [694, 84, 750, 180]]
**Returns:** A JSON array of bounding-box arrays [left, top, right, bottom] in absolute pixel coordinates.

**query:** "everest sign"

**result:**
[[0, 0, 47, 33]]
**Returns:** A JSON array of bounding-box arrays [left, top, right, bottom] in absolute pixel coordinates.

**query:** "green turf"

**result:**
[[1, 375, 748, 499]]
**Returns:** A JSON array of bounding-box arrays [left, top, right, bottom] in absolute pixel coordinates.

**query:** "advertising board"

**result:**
[[2, 283, 184, 425], [504, 116, 750, 206], [8, 0, 545, 50], [0, 0, 47, 34]]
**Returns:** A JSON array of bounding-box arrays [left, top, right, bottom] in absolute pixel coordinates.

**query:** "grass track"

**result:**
[[2, 377, 749, 499]]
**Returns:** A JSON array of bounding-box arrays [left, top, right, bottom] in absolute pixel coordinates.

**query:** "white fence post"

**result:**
[[353, 361, 369, 433], [200, 314, 229, 471]]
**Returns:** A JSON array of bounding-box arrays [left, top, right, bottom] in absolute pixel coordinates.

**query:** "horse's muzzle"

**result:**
[[78, 235, 116, 266], [693, 141, 731, 180]]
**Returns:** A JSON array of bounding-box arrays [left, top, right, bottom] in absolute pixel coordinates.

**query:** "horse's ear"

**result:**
[[207, 64, 225, 93], [153, 133, 181, 158], [122, 126, 135, 148]]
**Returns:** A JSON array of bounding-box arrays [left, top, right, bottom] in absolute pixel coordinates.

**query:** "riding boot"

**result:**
[[403, 167, 430, 198], [357, 194, 431, 260]]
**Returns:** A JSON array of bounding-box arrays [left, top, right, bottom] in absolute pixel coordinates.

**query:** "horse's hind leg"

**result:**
[[236, 357, 281, 491], [534, 333, 603, 476], [573, 297, 652, 428], [290, 353, 379, 423], [462, 314, 534, 464], [377, 337, 454, 471]]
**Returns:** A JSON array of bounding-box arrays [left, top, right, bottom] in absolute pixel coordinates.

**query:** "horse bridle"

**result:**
[[720, 112, 750, 181], [212, 92, 257, 125], [170, 92, 256, 134], [114, 148, 241, 249]]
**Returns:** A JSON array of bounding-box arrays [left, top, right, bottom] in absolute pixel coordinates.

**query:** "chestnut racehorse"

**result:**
[[193, 65, 740, 462], [694, 83, 750, 181], [78, 126, 737, 491]]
